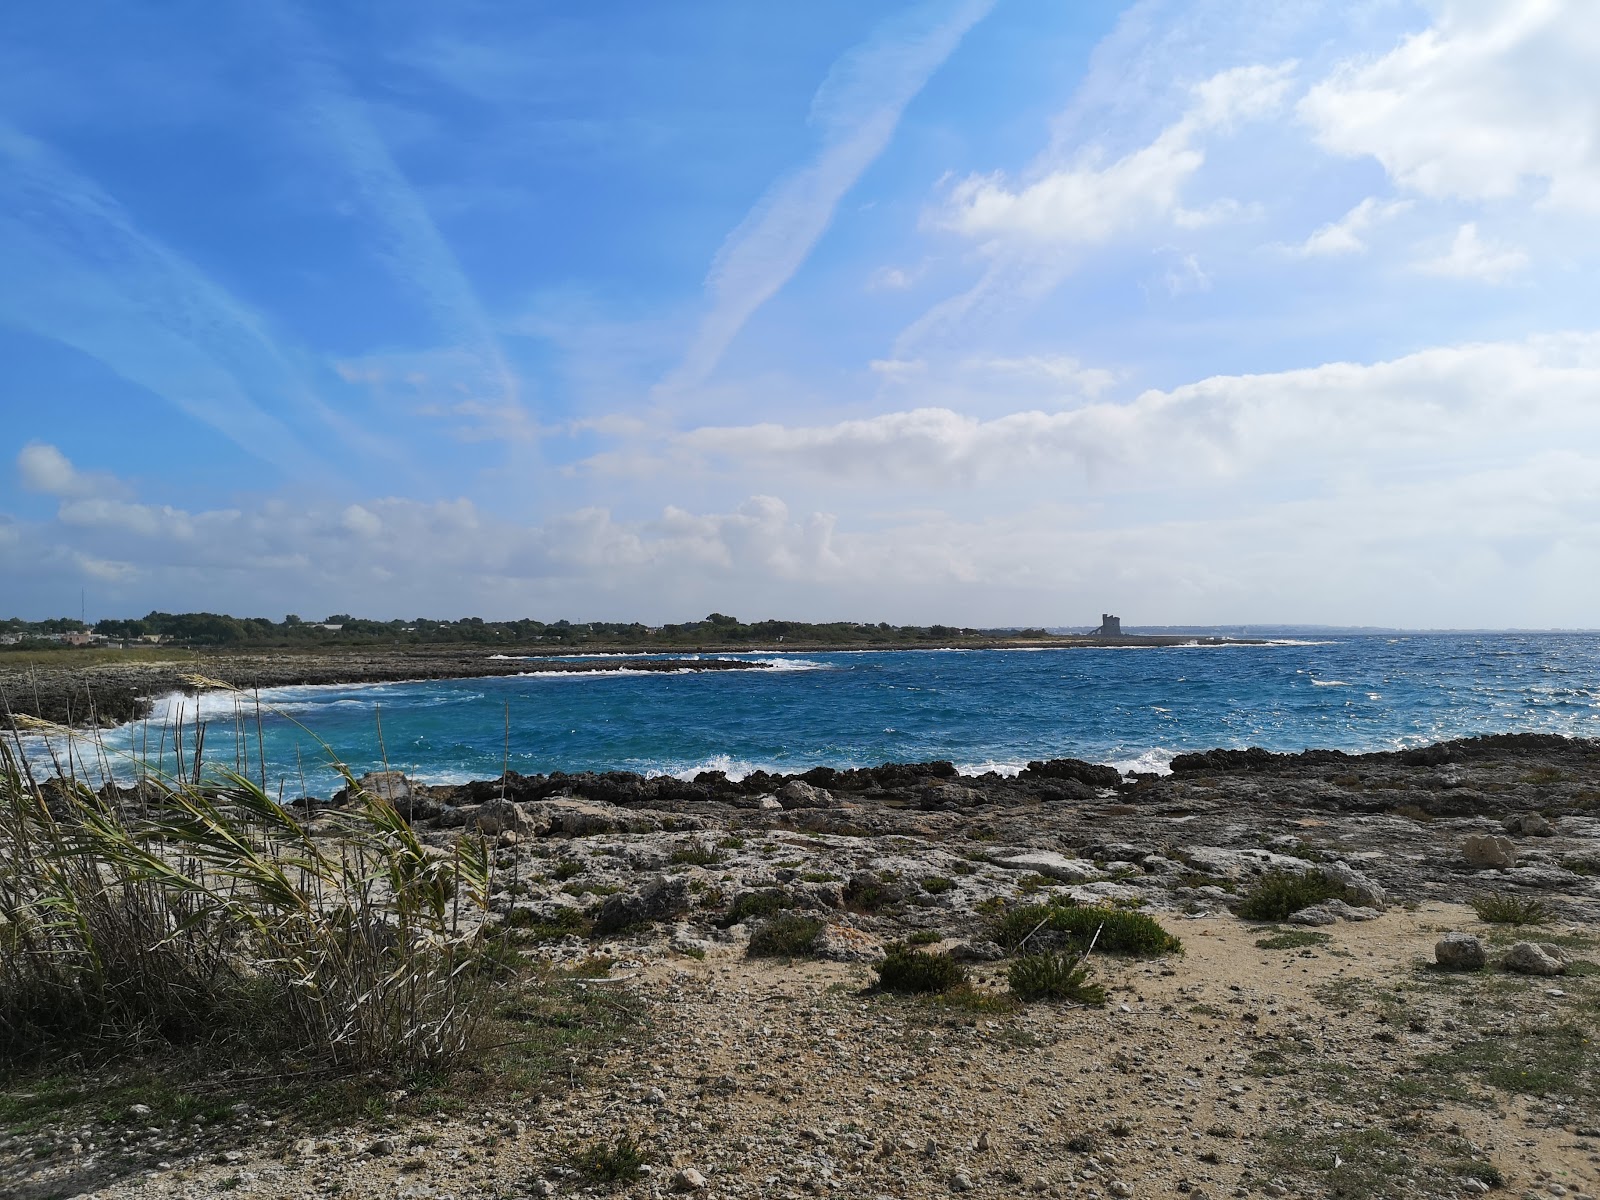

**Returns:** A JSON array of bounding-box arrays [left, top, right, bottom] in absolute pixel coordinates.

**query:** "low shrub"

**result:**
[[746, 914, 824, 958], [719, 888, 794, 927], [669, 843, 724, 867], [1008, 952, 1106, 1005], [1235, 870, 1347, 922], [920, 875, 955, 894], [1255, 930, 1332, 950], [1471, 892, 1551, 926], [570, 1132, 647, 1184], [875, 943, 967, 994], [552, 860, 584, 881], [991, 900, 1181, 956], [906, 929, 941, 946]]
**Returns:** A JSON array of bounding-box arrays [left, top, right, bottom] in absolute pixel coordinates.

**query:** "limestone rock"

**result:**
[[812, 923, 885, 963], [592, 875, 691, 935], [1318, 861, 1386, 910], [1462, 834, 1517, 869], [1503, 941, 1566, 976], [778, 779, 834, 810], [673, 1167, 708, 1192], [993, 850, 1098, 883], [471, 799, 532, 836], [1287, 904, 1339, 926], [1435, 932, 1487, 970], [1503, 812, 1555, 837], [523, 797, 662, 837]]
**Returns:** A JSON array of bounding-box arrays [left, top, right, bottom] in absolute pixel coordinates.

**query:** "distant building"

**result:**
[[1095, 613, 1123, 637]]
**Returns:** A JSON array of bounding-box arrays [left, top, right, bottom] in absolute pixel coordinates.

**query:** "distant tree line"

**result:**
[[2, 612, 1052, 651]]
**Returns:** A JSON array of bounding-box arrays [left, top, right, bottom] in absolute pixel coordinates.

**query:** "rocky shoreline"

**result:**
[[0, 650, 767, 730], [9, 731, 1600, 1199]]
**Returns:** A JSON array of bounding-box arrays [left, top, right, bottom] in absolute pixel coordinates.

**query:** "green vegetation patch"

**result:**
[[746, 914, 825, 958], [1255, 929, 1333, 950], [570, 1132, 649, 1186], [719, 888, 795, 927], [1235, 869, 1348, 921], [991, 900, 1182, 957], [920, 875, 956, 894], [669, 843, 725, 867], [1007, 952, 1106, 1005], [1470, 892, 1550, 926], [875, 944, 967, 994]]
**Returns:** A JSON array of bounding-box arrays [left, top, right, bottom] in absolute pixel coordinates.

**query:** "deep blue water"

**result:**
[[74, 634, 1600, 793]]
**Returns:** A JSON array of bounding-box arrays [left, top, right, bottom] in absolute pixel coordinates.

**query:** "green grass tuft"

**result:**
[[875, 943, 967, 994], [746, 914, 824, 958], [1007, 952, 1106, 1004], [1235, 869, 1348, 921], [1471, 892, 1551, 926], [991, 900, 1181, 956]]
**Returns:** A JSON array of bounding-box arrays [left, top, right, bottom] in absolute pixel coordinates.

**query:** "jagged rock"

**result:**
[[1503, 941, 1566, 976], [948, 939, 1007, 962], [993, 851, 1099, 883], [1019, 758, 1122, 789], [812, 923, 884, 962], [592, 875, 691, 935], [1318, 861, 1387, 910], [1435, 933, 1487, 969], [1322, 898, 1381, 921], [778, 780, 834, 809], [1287, 905, 1339, 926], [333, 771, 440, 821], [1462, 834, 1517, 869], [919, 783, 985, 811], [471, 799, 532, 836], [523, 798, 663, 837], [1503, 812, 1555, 837]]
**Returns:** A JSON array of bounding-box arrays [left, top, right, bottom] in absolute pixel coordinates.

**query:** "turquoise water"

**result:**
[[76, 634, 1600, 793]]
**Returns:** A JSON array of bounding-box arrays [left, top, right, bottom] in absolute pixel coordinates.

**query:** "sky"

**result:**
[[2, 0, 1598, 628]]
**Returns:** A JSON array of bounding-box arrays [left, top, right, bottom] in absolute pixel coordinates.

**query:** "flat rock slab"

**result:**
[[992, 851, 1099, 883]]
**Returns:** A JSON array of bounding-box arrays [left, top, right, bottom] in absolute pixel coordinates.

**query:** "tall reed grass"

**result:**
[[0, 694, 497, 1072]]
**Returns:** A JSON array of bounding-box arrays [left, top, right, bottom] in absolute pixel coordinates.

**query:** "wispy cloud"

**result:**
[[270, 3, 526, 429], [660, 0, 996, 396], [0, 123, 345, 476]]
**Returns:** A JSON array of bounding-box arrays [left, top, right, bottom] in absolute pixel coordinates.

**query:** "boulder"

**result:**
[[1434, 932, 1486, 970], [523, 798, 663, 837], [334, 771, 441, 822], [993, 851, 1099, 884], [471, 799, 532, 836], [1462, 834, 1517, 870], [918, 783, 985, 811], [1503, 941, 1566, 976], [592, 875, 691, 935], [1503, 812, 1554, 837], [1318, 861, 1387, 910], [812, 923, 885, 963], [1287, 905, 1339, 927], [778, 779, 834, 810]]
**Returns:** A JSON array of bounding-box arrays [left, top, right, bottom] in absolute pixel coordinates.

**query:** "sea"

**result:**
[[48, 632, 1600, 796]]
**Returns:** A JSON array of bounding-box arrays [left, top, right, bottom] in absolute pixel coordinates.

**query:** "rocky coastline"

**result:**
[[0, 650, 768, 730], [8, 731, 1600, 1200]]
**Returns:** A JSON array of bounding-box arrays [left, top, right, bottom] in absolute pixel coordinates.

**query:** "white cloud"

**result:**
[[1415, 223, 1529, 283], [1300, 1, 1600, 211], [654, 333, 1600, 487], [1161, 251, 1211, 296], [936, 63, 1293, 247], [1287, 196, 1412, 257], [19, 443, 85, 497], [661, 0, 996, 393]]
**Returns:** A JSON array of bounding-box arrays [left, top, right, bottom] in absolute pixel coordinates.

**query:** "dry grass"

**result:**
[[0, 707, 498, 1072]]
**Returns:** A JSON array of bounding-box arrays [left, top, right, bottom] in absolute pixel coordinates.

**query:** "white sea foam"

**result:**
[[1109, 747, 1177, 776], [1311, 679, 1351, 687], [953, 758, 1030, 777]]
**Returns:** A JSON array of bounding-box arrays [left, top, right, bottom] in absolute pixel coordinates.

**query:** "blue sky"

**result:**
[[3, 0, 1599, 626]]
